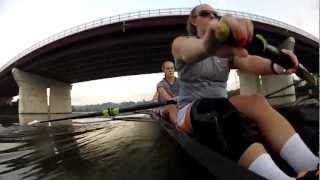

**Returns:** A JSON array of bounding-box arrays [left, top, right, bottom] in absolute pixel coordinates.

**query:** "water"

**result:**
[[0, 103, 318, 180], [0, 114, 210, 180]]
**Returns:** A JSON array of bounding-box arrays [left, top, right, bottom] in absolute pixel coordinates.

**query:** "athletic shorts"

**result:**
[[177, 99, 260, 161], [176, 103, 192, 129]]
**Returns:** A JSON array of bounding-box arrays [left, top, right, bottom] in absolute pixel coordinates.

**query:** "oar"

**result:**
[[216, 22, 316, 85], [28, 100, 176, 125]]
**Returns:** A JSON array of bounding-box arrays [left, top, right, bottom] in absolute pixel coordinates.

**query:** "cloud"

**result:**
[[295, 0, 319, 36], [70, 73, 162, 105], [0, 0, 9, 16]]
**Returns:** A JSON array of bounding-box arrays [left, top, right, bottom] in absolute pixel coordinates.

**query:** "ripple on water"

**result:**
[[0, 115, 211, 180]]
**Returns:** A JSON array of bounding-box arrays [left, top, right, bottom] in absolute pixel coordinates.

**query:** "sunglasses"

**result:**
[[197, 10, 219, 18]]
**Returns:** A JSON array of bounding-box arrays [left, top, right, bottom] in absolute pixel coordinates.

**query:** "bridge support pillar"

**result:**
[[49, 84, 72, 113], [237, 70, 261, 95], [260, 75, 296, 105], [12, 68, 72, 113], [237, 70, 296, 106]]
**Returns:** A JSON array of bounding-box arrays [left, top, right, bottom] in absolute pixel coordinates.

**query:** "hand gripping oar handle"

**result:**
[[28, 100, 177, 125], [216, 22, 316, 85]]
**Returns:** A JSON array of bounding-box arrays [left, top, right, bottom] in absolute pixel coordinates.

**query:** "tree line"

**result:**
[[72, 99, 149, 112], [1, 78, 317, 114]]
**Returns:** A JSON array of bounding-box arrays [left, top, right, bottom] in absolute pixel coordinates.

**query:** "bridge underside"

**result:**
[[0, 15, 318, 97]]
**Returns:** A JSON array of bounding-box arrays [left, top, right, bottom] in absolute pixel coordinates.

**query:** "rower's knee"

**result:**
[[163, 104, 175, 111], [251, 95, 271, 109], [163, 105, 177, 123], [168, 104, 177, 110], [251, 95, 267, 103], [244, 95, 273, 120]]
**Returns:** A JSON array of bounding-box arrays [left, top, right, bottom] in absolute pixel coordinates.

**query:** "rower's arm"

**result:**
[[171, 20, 227, 63], [233, 55, 273, 75], [171, 36, 209, 63], [172, 17, 251, 64], [158, 87, 174, 101]]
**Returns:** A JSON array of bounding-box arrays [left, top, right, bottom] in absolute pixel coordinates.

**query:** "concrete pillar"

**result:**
[[237, 70, 295, 106], [49, 85, 72, 113], [260, 75, 296, 105], [12, 68, 72, 114], [12, 68, 48, 113], [237, 70, 262, 95]]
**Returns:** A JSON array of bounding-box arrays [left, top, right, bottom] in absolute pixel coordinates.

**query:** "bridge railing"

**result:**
[[218, 9, 318, 42], [1, 8, 318, 72]]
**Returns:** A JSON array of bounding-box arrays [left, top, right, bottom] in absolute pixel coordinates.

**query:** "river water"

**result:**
[[0, 103, 318, 180], [0, 114, 212, 180]]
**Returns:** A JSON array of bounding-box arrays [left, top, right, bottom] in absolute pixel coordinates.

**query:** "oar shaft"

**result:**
[[32, 100, 176, 124], [119, 101, 174, 113], [40, 112, 102, 123]]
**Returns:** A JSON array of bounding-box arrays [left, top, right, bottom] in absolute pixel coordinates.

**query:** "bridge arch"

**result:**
[[0, 8, 318, 113]]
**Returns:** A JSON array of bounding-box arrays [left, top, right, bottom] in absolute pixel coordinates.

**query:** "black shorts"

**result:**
[[190, 98, 260, 161]]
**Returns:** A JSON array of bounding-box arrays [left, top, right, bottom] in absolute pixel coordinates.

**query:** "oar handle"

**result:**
[[216, 23, 293, 67], [215, 22, 315, 85]]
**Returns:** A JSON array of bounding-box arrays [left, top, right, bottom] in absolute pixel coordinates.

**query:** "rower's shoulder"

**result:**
[[173, 35, 196, 42], [156, 79, 167, 88], [172, 35, 197, 59]]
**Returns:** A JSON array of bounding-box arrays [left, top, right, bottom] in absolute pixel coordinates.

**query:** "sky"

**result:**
[[0, 0, 319, 105]]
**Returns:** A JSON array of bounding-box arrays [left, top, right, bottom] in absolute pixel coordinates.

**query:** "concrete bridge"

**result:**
[[0, 8, 318, 114]]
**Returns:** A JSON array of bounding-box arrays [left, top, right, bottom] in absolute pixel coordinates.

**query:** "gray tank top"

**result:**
[[175, 56, 231, 109], [156, 78, 179, 103]]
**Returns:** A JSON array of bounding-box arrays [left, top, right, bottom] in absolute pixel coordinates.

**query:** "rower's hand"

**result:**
[[281, 49, 299, 74], [204, 15, 253, 58], [220, 15, 254, 48], [272, 49, 299, 74], [169, 96, 178, 102]]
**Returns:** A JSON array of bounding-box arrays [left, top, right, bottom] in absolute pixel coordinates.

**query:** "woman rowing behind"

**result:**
[[154, 61, 179, 124]]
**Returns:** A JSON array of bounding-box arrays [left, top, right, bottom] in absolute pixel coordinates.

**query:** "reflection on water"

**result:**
[[0, 114, 77, 126], [0, 114, 211, 180], [18, 114, 74, 126]]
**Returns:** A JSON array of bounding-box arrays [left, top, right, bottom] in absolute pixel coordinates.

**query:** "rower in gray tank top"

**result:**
[[157, 78, 179, 103], [175, 56, 231, 110]]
